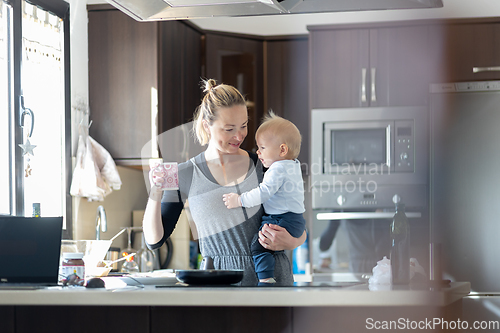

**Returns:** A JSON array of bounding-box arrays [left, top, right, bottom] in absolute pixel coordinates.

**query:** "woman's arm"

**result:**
[[143, 190, 165, 246], [258, 224, 306, 251], [143, 166, 184, 249]]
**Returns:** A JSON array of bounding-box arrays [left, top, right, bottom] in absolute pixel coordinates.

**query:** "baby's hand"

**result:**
[[223, 193, 241, 209]]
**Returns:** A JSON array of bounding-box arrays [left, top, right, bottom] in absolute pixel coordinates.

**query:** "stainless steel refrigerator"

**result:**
[[430, 81, 500, 329]]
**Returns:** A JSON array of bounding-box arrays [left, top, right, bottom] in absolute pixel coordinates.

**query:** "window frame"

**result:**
[[6, 0, 72, 238]]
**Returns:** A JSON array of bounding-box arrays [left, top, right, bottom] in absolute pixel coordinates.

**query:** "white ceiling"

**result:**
[[90, 0, 500, 36]]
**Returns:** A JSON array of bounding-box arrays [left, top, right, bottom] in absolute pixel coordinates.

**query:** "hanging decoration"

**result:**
[[19, 95, 36, 178], [19, 138, 36, 178], [18, 138, 37, 156]]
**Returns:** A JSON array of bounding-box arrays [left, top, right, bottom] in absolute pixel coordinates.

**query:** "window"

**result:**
[[0, 1, 13, 215], [1, 0, 71, 238]]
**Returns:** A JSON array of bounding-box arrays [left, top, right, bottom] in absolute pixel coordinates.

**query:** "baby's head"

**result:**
[[255, 111, 301, 167]]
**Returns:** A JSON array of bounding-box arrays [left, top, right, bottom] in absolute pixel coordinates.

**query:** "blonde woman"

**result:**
[[143, 79, 305, 285]]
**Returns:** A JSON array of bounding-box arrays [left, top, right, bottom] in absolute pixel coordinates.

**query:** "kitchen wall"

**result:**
[[72, 166, 148, 249]]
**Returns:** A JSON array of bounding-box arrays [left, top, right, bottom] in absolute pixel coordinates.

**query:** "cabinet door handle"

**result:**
[[386, 124, 391, 167], [473, 66, 500, 73], [361, 68, 367, 103], [316, 212, 422, 220], [371, 67, 377, 102]]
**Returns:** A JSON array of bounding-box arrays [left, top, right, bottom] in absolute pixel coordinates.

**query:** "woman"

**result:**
[[143, 79, 306, 285]]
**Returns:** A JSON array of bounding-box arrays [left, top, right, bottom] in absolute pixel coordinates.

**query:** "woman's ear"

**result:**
[[202, 120, 210, 133], [279, 144, 288, 157]]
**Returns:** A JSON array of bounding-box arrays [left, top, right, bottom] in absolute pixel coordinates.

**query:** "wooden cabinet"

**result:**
[[265, 37, 309, 165], [158, 21, 203, 132], [88, 8, 159, 161], [430, 20, 500, 82], [88, 7, 202, 163], [204, 32, 263, 153], [309, 23, 434, 109]]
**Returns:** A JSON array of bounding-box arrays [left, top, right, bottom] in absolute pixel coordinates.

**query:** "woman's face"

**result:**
[[206, 104, 248, 155]]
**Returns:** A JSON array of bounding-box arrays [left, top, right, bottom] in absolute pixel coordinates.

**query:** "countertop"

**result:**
[[0, 279, 470, 308]]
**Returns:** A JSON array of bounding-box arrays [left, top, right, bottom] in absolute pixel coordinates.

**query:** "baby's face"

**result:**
[[256, 133, 285, 168]]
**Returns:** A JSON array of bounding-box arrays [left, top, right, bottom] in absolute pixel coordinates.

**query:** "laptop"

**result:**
[[0, 216, 63, 289]]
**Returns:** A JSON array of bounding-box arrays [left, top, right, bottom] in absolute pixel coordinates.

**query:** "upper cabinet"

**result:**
[[158, 21, 203, 132], [204, 32, 263, 153], [309, 23, 434, 109], [88, 7, 202, 163], [265, 37, 309, 165], [88, 8, 159, 161], [429, 20, 500, 83]]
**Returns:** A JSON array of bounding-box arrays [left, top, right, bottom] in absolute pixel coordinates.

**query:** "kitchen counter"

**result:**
[[0, 280, 469, 307], [0, 281, 470, 333]]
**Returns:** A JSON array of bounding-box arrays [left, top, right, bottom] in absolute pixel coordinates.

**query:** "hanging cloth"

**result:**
[[70, 126, 122, 201]]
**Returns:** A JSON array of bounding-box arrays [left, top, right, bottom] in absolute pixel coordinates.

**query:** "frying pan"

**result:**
[[175, 269, 244, 285]]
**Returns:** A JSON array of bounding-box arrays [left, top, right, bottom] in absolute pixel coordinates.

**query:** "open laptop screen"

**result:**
[[0, 216, 63, 284]]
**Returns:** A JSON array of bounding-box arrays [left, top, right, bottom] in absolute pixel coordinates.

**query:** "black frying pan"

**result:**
[[175, 269, 244, 285]]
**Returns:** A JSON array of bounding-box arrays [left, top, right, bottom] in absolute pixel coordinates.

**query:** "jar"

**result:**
[[59, 252, 85, 283]]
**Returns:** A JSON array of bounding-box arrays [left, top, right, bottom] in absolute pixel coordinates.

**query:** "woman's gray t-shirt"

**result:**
[[158, 152, 293, 286]]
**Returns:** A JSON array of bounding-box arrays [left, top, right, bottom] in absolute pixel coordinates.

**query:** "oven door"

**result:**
[[323, 121, 393, 175]]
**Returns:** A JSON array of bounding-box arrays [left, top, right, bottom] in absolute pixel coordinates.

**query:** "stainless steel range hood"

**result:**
[[106, 0, 444, 21]]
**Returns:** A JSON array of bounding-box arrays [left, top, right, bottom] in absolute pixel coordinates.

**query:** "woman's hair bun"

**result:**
[[203, 79, 217, 93]]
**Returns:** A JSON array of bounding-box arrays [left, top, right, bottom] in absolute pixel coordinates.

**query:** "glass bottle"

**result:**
[[136, 232, 156, 273], [120, 227, 139, 274], [390, 203, 410, 284]]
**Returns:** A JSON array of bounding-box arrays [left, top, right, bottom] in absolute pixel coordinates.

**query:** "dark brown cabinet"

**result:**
[[88, 7, 202, 163], [158, 21, 203, 132], [88, 8, 159, 161], [204, 32, 263, 153], [309, 23, 434, 109], [430, 20, 500, 82], [88, 8, 307, 162], [265, 37, 309, 165]]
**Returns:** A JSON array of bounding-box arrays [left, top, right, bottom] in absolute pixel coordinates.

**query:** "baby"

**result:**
[[223, 112, 306, 283]]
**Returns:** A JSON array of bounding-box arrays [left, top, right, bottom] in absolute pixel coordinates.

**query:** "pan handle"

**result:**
[[199, 256, 214, 270]]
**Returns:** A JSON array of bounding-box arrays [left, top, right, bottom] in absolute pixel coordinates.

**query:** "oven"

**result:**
[[310, 106, 430, 274]]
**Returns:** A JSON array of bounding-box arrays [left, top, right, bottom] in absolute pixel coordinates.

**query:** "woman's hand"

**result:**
[[258, 224, 306, 251], [149, 165, 164, 201]]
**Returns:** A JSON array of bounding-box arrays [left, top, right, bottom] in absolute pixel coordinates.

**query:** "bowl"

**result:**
[[86, 266, 112, 278]]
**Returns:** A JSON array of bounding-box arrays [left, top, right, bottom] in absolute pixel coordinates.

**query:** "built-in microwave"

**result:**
[[310, 107, 429, 210]]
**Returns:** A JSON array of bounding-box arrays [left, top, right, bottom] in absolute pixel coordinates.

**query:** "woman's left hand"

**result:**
[[258, 224, 306, 251]]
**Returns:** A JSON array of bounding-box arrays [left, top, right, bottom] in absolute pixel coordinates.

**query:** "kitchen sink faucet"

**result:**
[[95, 205, 107, 240]]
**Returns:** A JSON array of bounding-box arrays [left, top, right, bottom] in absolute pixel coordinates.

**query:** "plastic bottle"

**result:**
[[293, 233, 309, 274], [32, 203, 40, 217], [390, 203, 410, 284]]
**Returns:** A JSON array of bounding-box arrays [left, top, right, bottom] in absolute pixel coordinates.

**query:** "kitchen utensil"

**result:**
[[110, 228, 127, 242], [86, 266, 112, 278], [103, 252, 136, 268], [175, 269, 244, 285]]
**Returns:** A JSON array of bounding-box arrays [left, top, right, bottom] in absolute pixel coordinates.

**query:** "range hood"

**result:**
[[106, 0, 444, 21]]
